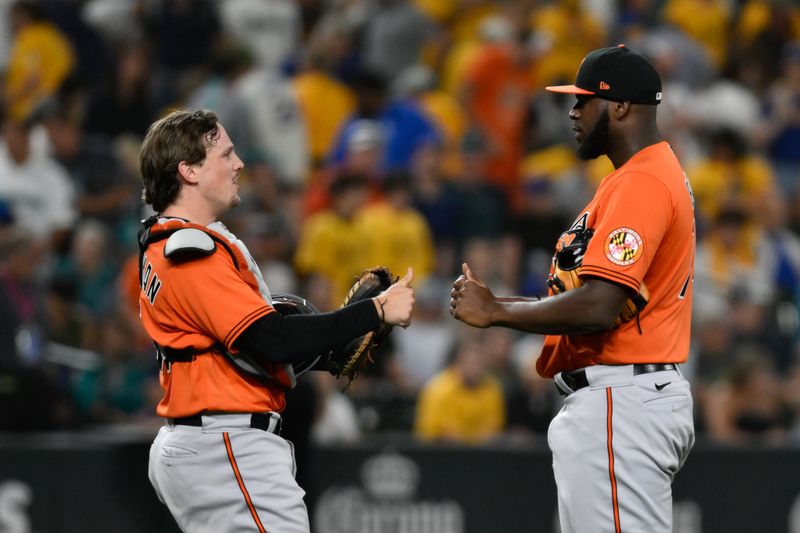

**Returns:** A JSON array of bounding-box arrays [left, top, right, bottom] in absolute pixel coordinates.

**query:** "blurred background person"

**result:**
[[294, 173, 371, 305], [701, 345, 794, 447], [0, 112, 77, 249], [414, 330, 506, 444], [357, 171, 435, 287], [4, 0, 74, 122]]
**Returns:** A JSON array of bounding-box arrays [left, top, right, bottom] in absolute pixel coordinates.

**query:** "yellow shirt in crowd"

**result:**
[[6, 21, 75, 121], [292, 70, 356, 165], [294, 210, 369, 306], [415, 367, 505, 444], [356, 202, 435, 286], [663, 0, 730, 68], [689, 156, 775, 222]]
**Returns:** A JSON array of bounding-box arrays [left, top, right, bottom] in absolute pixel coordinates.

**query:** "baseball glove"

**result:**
[[328, 266, 396, 381], [547, 228, 649, 328]]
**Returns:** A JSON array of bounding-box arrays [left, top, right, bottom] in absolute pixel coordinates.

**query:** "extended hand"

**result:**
[[450, 263, 496, 328], [375, 267, 415, 327]]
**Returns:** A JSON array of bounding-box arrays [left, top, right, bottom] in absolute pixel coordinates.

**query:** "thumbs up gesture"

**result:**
[[375, 267, 415, 327], [450, 263, 496, 328]]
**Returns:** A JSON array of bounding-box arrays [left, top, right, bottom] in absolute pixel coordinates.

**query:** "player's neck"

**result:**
[[162, 203, 217, 227], [607, 130, 662, 169]]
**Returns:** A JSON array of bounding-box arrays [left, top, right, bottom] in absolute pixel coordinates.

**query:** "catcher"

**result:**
[[139, 109, 414, 533]]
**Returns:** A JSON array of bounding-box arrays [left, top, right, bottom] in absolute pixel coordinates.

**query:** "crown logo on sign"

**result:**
[[599, 81, 610, 90]]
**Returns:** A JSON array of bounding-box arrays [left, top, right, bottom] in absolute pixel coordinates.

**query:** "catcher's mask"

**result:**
[[271, 293, 325, 378], [554, 228, 594, 271]]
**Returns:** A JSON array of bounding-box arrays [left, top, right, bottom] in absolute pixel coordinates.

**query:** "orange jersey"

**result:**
[[537, 142, 696, 378], [139, 218, 288, 418]]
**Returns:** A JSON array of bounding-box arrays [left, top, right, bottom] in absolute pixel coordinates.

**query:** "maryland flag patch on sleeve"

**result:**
[[606, 227, 643, 266]]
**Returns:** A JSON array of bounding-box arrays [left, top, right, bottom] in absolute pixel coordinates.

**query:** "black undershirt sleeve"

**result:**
[[232, 299, 381, 366]]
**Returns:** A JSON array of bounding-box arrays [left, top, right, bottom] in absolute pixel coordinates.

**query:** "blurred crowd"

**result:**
[[1, 0, 800, 451]]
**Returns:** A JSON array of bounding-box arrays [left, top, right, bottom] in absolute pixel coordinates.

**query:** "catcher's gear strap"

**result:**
[[137, 216, 240, 285], [233, 298, 380, 365], [155, 342, 224, 365]]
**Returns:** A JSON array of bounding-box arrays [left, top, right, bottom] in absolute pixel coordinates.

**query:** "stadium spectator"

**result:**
[[415, 330, 506, 444], [53, 219, 118, 317], [451, 129, 511, 250], [84, 41, 157, 140], [361, 0, 438, 83], [218, 0, 302, 73], [392, 64, 468, 179], [4, 0, 75, 122], [0, 229, 44, 367], [292, 37, 356, 168], [357, 171, 435, 287], [662, 0, 730, 69], [754, 40, 800, 194], [329, 69, 440, 173], [392, 276, 456, 393], [0, 113, 77, 246], [409, 139, 460, 274], [504, 339, 560, 438], [42, 102, 139, 246], [459, 13, 532, 202], [311, 371, 362, 444], [303, 118, 386, 216], [140, 0, 221, 105], [701, 345, 794, 446], [529, 0, 606, 88], [693, 205, 774, 324], [689, 128, 776, 231], [511, 176, 572, 296], [295, 173, 371, 304]]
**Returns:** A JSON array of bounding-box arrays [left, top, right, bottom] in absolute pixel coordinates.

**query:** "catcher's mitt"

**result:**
[[547, 228, 649, 327], [329, 266, 396, 381]]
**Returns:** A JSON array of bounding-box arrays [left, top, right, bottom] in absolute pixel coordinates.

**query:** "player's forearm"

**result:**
[[495, 296, 534, 303], [233, 299, 381, 365], [491, 286, 621, 335]]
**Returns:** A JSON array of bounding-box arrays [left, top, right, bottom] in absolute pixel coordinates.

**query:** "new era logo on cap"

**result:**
[[545, 44, 663, 105]]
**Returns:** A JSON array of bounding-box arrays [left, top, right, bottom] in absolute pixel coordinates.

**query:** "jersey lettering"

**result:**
[[141, 261, 152, 291], [141, 254, 162, 304], [145, 274, 162, 305]]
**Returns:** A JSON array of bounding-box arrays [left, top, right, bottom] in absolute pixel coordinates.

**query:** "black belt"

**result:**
[[557, 363, 677, 396], [170, 413, 282, 435]]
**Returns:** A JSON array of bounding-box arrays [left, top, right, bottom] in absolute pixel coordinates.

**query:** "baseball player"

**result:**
[[137, 109, 414, 533], [450, 45, 695, 533]]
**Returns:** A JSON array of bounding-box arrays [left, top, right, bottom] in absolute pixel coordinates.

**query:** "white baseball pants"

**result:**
[[548, 364, 694, 533], [149, 413, 310, 533]]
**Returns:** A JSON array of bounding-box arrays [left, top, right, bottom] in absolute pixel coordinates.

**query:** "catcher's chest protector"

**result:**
[[137, 216, 297, 389]]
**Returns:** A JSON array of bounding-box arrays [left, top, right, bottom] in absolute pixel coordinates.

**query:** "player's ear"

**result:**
[[611, 100, 631, 120], [178, 160, 199, 184]]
